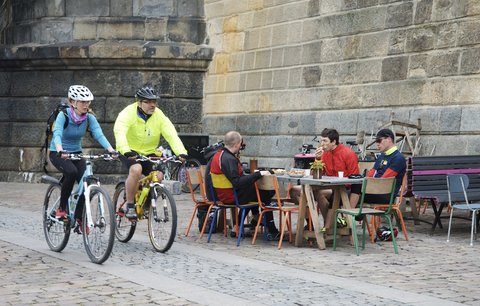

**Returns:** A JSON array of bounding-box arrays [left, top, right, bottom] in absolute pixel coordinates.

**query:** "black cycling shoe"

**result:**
[[266, 231, 287, 241], [125, 203, 137, 219]]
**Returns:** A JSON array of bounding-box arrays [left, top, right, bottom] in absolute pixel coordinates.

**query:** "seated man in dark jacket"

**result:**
[[205, 131, 280, 240]]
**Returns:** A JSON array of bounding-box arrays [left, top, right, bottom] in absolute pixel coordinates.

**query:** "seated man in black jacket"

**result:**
[[205, 131, 280, 240]]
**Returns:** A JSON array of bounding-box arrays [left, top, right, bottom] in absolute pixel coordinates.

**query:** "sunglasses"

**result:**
[[76, 100, 91, 105]]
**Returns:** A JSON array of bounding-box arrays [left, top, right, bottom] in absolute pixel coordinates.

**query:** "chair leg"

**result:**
[[370, 215, 378, 243], [199, 205, 213, 239], [364, 215, 372, 241], [447, 208, 454, 242], [278, 212, 287, 249], [252, 211, 265, 245], [223, 209, 229, 237], [185, 205, 198, 236], [237, 209, 247, 247], [394, 208, 409, 241], [384, 215, 398, 254], [422, 199, 428, 214], [207, 207, 219, 243], [333, 211, 339, 251], [351, 217, 359, 256], [470, 210, 475, 247], [361, 215, 366, 250], [287, 212, 293, 242], [475, 210, 479, 241]]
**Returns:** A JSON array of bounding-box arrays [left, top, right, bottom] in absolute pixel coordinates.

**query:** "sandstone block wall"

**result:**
[[0, 0, 213, 182], [203, 0, 480, 168]]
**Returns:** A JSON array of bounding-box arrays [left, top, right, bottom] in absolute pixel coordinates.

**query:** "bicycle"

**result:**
[[42, 153, 116, 264], [157, 146, 202, 193], [182, 140, 224, 192], [294, 136, 319, 169], [112, 155, 177, 252]]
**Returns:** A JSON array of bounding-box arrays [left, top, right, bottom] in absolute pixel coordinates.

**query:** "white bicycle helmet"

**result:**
[[68, 85, 94, 101]]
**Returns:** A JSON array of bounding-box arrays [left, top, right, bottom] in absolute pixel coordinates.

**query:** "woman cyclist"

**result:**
[[49, 85, 117, 227]]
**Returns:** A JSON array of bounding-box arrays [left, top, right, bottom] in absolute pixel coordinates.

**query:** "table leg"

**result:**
[[409, 196, 420, 225], [431, 200, 444, 232], [294, 185, 307, 247], [304, 185, 326, 249], [332, 186, 354, 244]]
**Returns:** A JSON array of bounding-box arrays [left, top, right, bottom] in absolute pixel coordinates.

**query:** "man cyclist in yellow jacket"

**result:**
[[114, 85, 188, 219]]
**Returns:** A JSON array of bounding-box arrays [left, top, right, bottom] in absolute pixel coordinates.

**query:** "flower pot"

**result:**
[[311, 168, 322, 179]]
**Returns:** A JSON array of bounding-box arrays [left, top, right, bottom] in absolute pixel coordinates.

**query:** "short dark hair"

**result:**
[[321, 128, 339, 145], [375, 128, 395, 141]]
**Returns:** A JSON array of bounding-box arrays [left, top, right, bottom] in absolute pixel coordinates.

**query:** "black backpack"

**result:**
[[42, 103, 69, 172], [41, 103, 90, 173]]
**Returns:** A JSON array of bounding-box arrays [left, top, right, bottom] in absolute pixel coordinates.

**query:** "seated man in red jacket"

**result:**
[[292, 128, 360, 229], [314, 128, 361, 227]]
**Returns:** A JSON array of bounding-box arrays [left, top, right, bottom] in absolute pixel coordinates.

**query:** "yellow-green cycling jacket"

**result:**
[[113, 102, 187, 156]]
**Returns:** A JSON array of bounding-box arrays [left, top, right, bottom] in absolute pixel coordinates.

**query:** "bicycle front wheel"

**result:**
[[113, 182, 136, 242], [43, 183, 70, 252], [178, 158, 202, 193], [148, 185, 177, 252], [82, 185, 115, 264]]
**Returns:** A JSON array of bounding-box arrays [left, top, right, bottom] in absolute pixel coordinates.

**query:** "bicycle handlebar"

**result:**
[[66, 153, 117, 161], [135, 155, 183, 164]]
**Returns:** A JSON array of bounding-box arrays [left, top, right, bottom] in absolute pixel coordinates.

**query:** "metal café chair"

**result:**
[[184, 167, 214, 237], [208, 173, 259, 247], [446, 174, 480, 246], [252, 175, 299, 249], [333, 177, 398, 255], [371, 174, 409, 242]]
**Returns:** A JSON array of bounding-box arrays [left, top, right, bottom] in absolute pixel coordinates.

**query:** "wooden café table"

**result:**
[[276, 174, 364, 250]]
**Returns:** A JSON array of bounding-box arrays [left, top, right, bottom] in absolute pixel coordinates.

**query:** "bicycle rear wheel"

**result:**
[[43, 183, 70, 252], [82, 185, 115, 264], [148, 185, 177, 252], [113, 182, 136, 242], [176, 158, 202, 193]]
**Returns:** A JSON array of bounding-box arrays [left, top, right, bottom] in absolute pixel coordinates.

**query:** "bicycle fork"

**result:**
[[83, 182, 105, 230], [151, 184, 169, 223]]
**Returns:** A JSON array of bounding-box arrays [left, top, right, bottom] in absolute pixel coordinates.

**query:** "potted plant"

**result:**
[[310, 159, 325, 179]]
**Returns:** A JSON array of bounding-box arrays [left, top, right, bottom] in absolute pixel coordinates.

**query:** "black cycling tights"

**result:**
[[49, 152, 86, 220]]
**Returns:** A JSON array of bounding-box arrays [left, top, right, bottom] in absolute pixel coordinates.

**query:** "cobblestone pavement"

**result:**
[[1, 182, 479, 305]]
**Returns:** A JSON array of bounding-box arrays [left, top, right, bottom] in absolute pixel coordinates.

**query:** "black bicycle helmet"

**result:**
[[135, 86, 159, 100], [375, 226, 398, 241]]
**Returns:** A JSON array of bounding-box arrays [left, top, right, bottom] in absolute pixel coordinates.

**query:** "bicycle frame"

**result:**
[[43, 155, 108, 228], [132, 156, 173, 221], [135, 169, 160, 218]]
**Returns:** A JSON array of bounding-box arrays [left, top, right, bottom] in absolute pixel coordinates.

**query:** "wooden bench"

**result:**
[[405, 155, 480, 231]]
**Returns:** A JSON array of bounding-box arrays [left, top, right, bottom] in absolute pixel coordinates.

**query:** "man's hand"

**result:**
[[156, 171, 164, 182], [110, 151, 119, 160], [179, 154, 188, 162], [315, 146, 324, 160], [124, 151, 138, 160]]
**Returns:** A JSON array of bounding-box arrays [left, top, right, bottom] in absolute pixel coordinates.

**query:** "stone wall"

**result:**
[[203, 0, 480, 168], [0, 0, 213, 182]]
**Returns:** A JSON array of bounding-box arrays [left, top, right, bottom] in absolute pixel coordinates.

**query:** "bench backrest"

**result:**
[[406, 155, 480, 195]]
